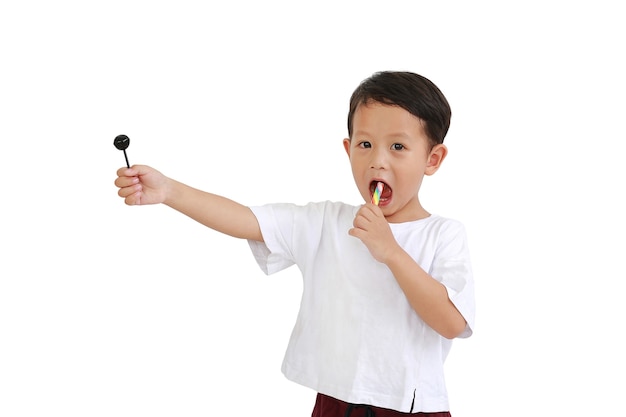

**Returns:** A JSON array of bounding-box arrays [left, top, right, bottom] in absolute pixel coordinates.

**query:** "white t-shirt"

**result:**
[[248, 201, 475, 412]]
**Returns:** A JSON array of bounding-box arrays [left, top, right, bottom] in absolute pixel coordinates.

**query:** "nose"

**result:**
[[369, 147, 388, 170]]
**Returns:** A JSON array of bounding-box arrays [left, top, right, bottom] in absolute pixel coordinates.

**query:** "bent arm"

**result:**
[[349, 204, 467, 339], [164, 178, 263, 242], [385, 246, 467, 339]]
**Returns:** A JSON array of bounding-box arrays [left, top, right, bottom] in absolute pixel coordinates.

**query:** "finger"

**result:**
[[114, 175, 139, 188], [355, 207, 378, 225], [352, 216, 365, 230], [348, 227, 364, 240], [364, 202, 384, 216], [118, 183, 142, 198], [362, 203, 383, 217], [124, 191, 142, 206], [353, 214, 376, 232], [116, 166, 138, 177]]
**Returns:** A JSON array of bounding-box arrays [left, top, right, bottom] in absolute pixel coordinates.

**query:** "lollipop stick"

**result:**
[[123, 149, 130, 168]]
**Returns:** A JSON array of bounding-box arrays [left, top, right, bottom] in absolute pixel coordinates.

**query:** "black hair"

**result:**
[[347, 71, 451, 146]]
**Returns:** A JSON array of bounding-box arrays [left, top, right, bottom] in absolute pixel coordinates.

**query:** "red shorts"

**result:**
[[311, 393, 452, 417]]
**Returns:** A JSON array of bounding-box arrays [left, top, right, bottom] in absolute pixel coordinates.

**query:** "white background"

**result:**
[[1, 1, 625, 416]]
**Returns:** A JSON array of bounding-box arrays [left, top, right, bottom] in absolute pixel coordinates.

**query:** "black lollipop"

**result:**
[[114, 134, 131, 168]]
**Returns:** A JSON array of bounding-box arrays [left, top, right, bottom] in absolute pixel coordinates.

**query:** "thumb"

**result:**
[[118, 164, 155, 178]]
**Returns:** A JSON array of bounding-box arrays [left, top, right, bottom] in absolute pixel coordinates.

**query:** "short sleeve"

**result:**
[[247, 204, 297, 275], [430, 221, 475, 338]]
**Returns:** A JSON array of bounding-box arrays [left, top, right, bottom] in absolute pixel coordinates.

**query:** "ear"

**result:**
[[343, 138, 351, 157], [425, 144, 448, 176]]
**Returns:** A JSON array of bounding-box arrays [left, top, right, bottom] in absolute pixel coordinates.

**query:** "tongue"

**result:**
[[380, 186, 392, 199]]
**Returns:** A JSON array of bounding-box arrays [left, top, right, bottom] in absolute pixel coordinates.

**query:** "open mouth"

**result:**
[[370, 180, 392, 203]]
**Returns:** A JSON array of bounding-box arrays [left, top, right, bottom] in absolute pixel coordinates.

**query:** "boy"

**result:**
[[114, 71, 475, 416]]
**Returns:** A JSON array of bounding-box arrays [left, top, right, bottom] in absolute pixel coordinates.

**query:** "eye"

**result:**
[[359, 141, 372, 149], [391, 143, 405, 151]]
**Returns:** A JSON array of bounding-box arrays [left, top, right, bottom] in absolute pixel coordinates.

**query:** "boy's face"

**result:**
[[343, 102, 447, 223]]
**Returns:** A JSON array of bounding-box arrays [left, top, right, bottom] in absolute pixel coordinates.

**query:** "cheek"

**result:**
[[397, 169, 423, 191], [349, 157, 366, 173]]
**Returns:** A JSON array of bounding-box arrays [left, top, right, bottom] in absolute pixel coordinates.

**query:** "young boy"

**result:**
[[114, 71, 475, 416]]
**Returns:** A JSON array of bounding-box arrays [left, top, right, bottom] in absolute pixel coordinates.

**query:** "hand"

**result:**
[[114, 165, 168, 206], [348, 203, 399, 263]]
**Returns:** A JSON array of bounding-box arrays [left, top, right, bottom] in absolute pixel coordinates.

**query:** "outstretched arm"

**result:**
[[115, 165, 263, 242]]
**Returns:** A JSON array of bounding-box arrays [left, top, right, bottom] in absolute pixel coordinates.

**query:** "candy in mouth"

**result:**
[[370, 181, 391, 203], [372, 182, 383, 205]]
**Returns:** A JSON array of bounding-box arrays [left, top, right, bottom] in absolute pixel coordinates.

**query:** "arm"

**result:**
[[349, 204, 466, 339], [383, 246, 467, 339], [115, 165, 263, 242]]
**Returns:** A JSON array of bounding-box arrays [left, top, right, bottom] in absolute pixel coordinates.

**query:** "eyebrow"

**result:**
[[352, 130, 413, 141]]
